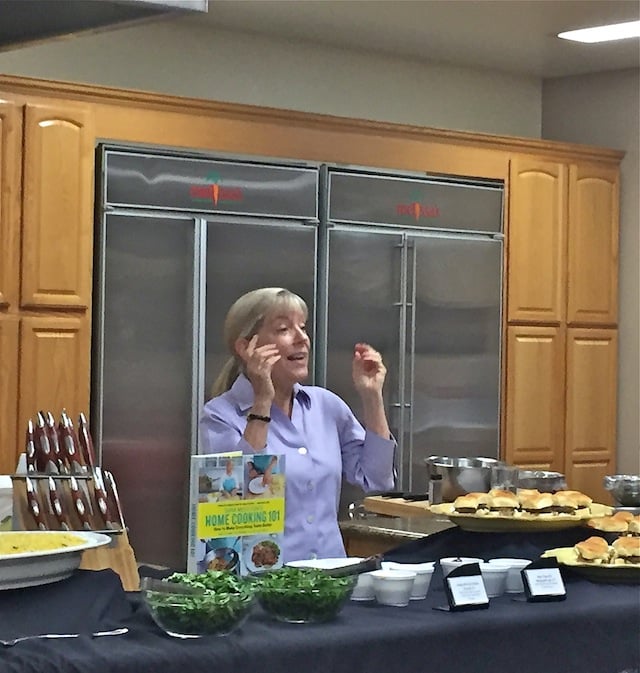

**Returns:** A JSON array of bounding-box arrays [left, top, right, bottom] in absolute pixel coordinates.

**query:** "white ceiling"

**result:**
[[184, 0, 640, 78]]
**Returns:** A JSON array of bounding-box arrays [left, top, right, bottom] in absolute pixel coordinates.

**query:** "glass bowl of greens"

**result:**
[[252, 567, 356, 623], [141, 571, 255, 638]]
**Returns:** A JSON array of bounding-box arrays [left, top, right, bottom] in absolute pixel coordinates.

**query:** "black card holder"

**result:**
[[435, 562, 490, 612], [522, 557, 567, 603]]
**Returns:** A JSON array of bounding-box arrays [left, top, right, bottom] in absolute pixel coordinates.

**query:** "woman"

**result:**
[[199, 287, 395, 563]]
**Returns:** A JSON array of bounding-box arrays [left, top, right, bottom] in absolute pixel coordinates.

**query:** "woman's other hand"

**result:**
[[352, 342, 386, 397]]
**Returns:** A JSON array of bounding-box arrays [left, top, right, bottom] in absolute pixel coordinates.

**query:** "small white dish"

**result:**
[[248, 477, 267, 495], [488, 558, 531, 593], [478, 562, 509, 597], [381, 561, 435, 600], [439, 556, 483, 577], [371, 569, 416, 607]]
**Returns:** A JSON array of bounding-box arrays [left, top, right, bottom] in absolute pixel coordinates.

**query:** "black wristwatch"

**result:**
[[246, 413, 271, 423]]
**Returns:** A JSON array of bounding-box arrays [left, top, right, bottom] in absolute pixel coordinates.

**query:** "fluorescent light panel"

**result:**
[[557, 20, 640, 43]]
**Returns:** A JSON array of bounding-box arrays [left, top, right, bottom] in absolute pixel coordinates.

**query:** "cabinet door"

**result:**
[[0, 100, 21, 309], [567, 163, 619, 326], [565, 328, 617, 503], [18, 316, 90, 435], [504, 325, 565, 472], [0, 315, 19, 473], [508, 157, 567, 323], [21, 102, 94, 309]]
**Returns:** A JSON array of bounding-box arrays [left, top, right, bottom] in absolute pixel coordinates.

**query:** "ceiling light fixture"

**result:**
[[557, 20, 640, 43]]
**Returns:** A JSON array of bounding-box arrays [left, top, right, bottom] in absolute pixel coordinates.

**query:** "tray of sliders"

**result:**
[[429, 488, 613, 532], [542, 525, 640, 584], [585, 510, 640, 539]]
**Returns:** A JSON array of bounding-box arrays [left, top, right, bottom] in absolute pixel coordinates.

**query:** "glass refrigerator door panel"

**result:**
[[325, 229, 404, 510], [204, 220, 317, 415], [409, 234, 502, 491], [100, 214, 196, 569]]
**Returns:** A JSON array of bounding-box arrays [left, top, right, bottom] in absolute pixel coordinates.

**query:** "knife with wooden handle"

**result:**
[[78, 413, 96, 470], [35, 411, 58, 474], [69, 475, 93, 530], [92, 467, 119, 530], [46, 411, 67, 474], [59, 411, 87, 475], [25, 477, 48, 530], [25, 419, 37, 473], [47, 476, 71, 531]]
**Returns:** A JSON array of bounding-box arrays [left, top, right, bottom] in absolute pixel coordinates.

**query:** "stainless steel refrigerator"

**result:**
[[320, 169, 503, 509], [93, 148, 503, 569]]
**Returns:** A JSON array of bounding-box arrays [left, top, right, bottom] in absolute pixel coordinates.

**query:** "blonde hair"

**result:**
[[210, 288, 308, 398]]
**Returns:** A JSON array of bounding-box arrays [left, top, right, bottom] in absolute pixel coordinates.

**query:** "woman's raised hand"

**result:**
[[352, 342, 387, 397], [237, 335, 281, 401]]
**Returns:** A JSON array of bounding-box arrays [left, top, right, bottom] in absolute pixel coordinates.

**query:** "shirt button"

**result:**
[[307, 515, 314, 524], [308, 481, 314, 491], [298, 447, 308, 455]]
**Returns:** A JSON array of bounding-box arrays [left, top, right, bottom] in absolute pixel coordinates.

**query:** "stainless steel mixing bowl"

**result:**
[[603, 474, 640, 507], [424, 456, 503, 502], [517, 470, 567, 493]]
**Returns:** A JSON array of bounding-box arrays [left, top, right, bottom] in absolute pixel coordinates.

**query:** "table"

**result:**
[[1, 528, 639, 673]]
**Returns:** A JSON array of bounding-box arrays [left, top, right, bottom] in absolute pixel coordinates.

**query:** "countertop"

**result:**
[[339, 513, 454, 541]]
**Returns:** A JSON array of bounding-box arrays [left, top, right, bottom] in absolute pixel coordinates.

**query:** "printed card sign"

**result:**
[[522, 558, 566, 602], [187, 453, 285, 576]]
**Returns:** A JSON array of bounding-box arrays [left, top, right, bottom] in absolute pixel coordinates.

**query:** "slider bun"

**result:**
[[489, 490, 519, 508], [517, 488, 541, 499], [552, 492, 581, 508], [612, 536, 640, 558], [454, 493, 489, 509], [555, 490, 593, 507], [628, 516, 640, 534], [611, 510, 634, 523], [587, 516, 628, 532], [520, 493, 554, 510], [575, 536, 610, 561]]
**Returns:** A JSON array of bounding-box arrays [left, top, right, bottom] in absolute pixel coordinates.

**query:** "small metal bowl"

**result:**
[[603, 475, 640, 507], [517, 470, 567, 493], [424, 456, 503, 502]]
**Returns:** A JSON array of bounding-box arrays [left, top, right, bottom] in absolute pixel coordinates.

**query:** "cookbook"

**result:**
[[187, 453, 286, 575]]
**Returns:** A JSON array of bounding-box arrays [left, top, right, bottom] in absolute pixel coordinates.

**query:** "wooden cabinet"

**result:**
[[504, 325, 565, 471], [0, 316, 19, 473], [21, 103, 95, 309], [0, 95, 94, 473], [505, 155, 619, 498], [567, 163, 619, 326], [565, 328, 617, 503], [18, 316, 91, 433], [507, 157, 567, 324], [0, 99, 21, 310]]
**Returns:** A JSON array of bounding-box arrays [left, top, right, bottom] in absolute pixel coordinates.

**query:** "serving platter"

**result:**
[[429, 502, 613, 533], [0, 531, 111, 590], [542, 547, 640, 584]]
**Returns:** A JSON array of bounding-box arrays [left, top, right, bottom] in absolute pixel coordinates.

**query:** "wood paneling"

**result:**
[[18, 316, 90, 437], [0, 99, 22, 310], [0, 315, 19, 473], [21, 102, 94, 309], [504, 325, 565, 471], [507, 157, 567, 324], [565, 328, 617, 502], [567, 163, 619, 326]]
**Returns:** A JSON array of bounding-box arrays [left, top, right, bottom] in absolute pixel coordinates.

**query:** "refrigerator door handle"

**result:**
[[407, 239, 417, 490]]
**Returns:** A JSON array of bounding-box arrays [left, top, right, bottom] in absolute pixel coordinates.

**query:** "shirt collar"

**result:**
[[231, 374, 311, 413]]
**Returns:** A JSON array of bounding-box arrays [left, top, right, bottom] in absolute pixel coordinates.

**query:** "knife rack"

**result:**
[[11, 474, 140, 591]]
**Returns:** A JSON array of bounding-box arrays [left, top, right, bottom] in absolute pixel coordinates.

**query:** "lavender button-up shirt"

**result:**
[[199, 375, 396, 563]]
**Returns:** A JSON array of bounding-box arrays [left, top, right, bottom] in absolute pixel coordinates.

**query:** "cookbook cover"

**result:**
[[187, 453, 285, 575]]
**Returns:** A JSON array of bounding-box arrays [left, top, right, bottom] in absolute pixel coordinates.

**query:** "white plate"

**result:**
[[0, 531, 111, 590], [248, 477, 267, 495], [244, 537, 282, 573]]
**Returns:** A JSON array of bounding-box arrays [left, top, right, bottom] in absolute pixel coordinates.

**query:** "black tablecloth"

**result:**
[[1, 530, 639, 673]]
